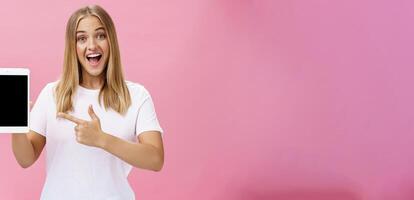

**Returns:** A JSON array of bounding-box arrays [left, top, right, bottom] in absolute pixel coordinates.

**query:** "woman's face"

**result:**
[[76, 16, 109, 79]]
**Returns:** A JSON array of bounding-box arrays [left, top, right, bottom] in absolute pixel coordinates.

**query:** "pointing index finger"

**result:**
[[57, 112, 85, 125]]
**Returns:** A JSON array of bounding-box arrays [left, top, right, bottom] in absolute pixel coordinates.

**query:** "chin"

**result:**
[[86, 67, 105, 77]]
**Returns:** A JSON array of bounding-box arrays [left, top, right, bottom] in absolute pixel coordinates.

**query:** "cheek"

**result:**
[[102, 41, 109, 54], [100, 41, 110, 60], [76, 44, 85, 59]]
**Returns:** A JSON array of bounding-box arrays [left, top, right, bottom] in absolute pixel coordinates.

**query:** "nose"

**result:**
[[87, 38, 97, 51]]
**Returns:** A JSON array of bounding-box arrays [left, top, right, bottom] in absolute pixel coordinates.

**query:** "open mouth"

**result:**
[[86, 53, 102, 66]]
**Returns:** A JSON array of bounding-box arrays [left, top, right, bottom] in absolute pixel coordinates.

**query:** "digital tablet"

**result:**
[[0, 68, 30, 133]]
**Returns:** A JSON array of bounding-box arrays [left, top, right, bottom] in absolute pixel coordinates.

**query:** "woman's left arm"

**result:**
[[101, 131, 164, 171]]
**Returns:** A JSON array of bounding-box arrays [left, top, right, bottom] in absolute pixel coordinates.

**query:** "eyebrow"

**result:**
[[76, 27, 105, 34]]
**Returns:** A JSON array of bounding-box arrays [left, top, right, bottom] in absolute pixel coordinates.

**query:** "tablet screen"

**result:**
[[0, 75, 28, 126]]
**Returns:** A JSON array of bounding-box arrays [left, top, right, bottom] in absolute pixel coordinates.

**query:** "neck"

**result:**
[[80, 73, 104, 90]]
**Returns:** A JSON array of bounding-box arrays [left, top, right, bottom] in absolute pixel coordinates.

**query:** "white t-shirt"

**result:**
[[30, 81, 163, 200]]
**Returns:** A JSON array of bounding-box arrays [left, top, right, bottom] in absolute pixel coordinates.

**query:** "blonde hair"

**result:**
[[55, 5, 131, 115]]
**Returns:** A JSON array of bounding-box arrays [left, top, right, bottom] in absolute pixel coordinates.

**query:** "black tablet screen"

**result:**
[[0, 75, 28, 126]]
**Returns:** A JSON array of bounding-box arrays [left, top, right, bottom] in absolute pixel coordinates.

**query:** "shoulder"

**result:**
[[125, 80, 151, 98], [34, 81, 59, 103], [38, 81, 59, 95], [45, 81, 59, 90]]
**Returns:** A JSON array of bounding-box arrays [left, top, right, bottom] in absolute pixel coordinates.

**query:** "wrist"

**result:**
[[98, 131, 110, 149]]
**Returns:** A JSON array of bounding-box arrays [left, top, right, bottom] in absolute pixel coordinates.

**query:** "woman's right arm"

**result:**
[[12, 131, 46, 168]]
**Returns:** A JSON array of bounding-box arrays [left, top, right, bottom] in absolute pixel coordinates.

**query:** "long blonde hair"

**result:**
[[55, 5, 131, 115]]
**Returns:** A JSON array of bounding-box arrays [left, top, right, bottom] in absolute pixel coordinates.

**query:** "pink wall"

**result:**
[[0, 0, 413, 199]]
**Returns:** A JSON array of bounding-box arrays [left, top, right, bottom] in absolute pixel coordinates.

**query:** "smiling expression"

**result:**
[[76, 16, 110, 79]]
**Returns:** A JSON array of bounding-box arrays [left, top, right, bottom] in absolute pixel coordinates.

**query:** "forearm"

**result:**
[[11, 134, 36, 168], [99, 132, 164, 171]]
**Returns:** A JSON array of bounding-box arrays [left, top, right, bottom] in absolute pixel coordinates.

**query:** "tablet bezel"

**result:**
[[0, 68, 30, 133]]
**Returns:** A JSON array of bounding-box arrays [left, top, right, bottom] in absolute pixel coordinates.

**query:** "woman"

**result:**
[[11, 5, 164, 200]]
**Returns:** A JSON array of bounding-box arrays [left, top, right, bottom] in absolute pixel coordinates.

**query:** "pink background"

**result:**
[[0, 0, 413, 199]]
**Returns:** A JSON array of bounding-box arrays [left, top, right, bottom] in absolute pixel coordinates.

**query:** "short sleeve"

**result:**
[[30, 84, 51, 136], [135, 88, 163, 137]]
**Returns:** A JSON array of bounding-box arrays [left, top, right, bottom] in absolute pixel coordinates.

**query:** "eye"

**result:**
[[97, 33, 106, 40], [77, 36, 87, 43]]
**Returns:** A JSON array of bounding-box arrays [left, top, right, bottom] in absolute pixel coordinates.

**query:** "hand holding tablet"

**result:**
[[0, 68, 30, 133]]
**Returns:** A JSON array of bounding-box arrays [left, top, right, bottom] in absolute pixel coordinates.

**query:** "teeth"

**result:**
[[87, 53, 101, 58]]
